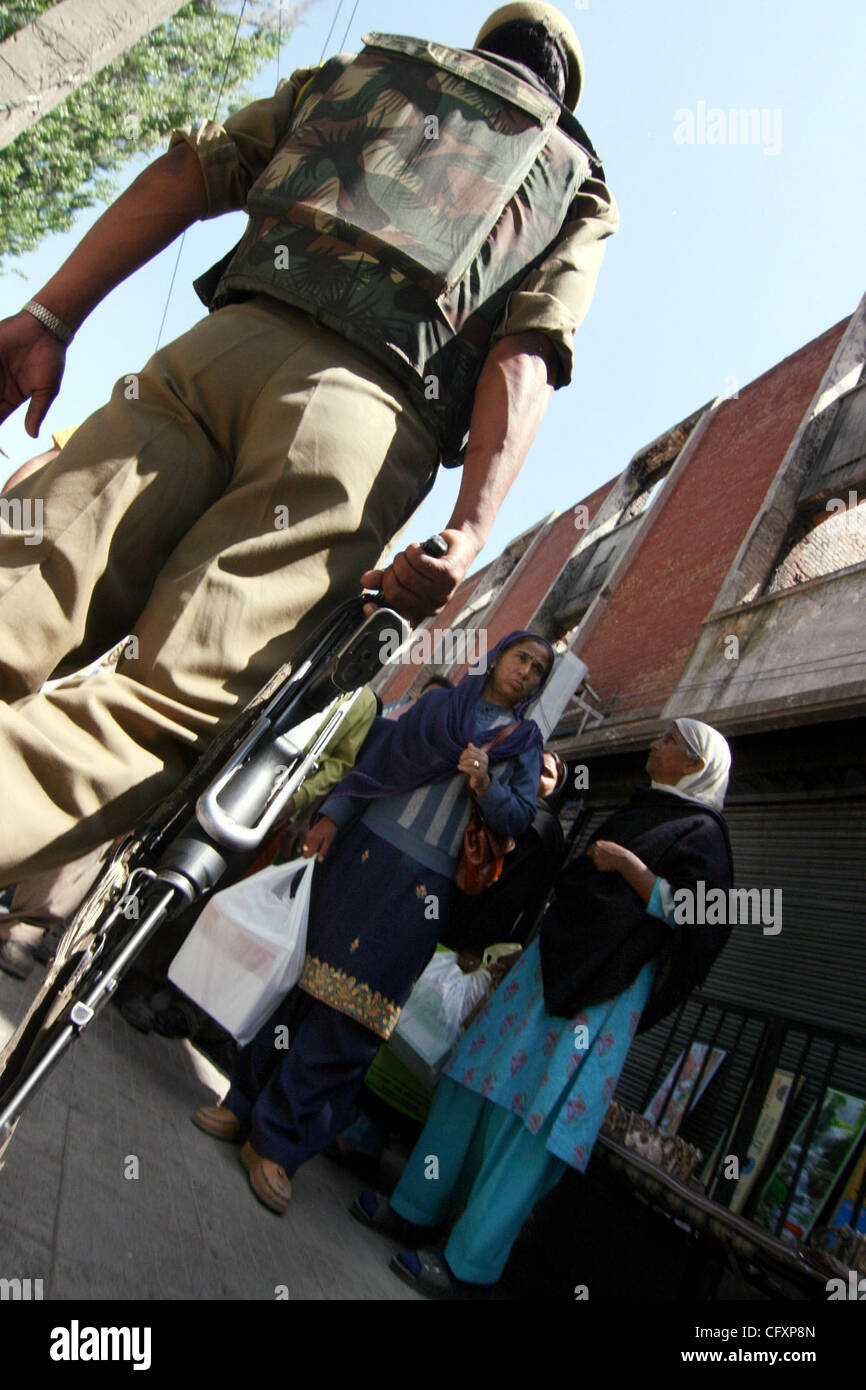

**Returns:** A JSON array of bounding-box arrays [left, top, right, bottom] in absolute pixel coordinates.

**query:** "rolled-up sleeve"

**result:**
[[491, 174, 619, 386], [168, 65, 320, 219]]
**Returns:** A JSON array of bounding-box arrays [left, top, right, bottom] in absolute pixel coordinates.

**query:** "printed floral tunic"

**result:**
[[443, 935, 656, 1171]]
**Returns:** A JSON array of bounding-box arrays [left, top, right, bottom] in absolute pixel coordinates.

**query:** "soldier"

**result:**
[[0, 4, 618, 882]]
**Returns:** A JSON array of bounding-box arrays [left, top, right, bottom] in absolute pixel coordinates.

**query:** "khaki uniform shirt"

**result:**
[[170, 63, 619, 390]]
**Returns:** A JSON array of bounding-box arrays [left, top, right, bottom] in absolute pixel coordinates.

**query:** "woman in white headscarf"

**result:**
[[353, 717, 734, 1298], [649, 717, 731, 810]]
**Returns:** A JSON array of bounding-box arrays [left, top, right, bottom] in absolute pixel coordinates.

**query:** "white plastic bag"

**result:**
[[389, 950, 492, 1088], [168, 857, 314, 1046]]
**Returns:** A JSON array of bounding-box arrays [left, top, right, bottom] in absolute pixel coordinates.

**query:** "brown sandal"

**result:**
[[240, 1140, 292, 1214], [192, 1104, 245, 1142]]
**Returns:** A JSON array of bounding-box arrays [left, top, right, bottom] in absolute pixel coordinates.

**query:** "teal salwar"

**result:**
[[443, 938, 656, 1170], [388, 935, 661, 1286], [389, 1074, 566, 1285]]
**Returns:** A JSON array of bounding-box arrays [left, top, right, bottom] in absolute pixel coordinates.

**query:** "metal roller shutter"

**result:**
[[702, 795, 866, 1036], [615, 794, 866, 1161]]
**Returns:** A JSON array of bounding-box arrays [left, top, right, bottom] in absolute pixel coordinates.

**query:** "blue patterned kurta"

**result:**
[[443, 935, 656, 1172]]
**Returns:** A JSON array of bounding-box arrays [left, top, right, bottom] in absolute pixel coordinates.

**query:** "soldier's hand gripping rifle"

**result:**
[[0, 535, 449, 1161]]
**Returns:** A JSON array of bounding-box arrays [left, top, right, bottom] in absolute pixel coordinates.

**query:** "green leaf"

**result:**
[[0, 1, 282, 270]]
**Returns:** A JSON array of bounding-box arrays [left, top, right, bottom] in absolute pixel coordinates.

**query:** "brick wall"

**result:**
[[448, 478, 616, 682], [769, 500, 866, 591], [376, 564, 493, 704], [572, 320, 848, 720]]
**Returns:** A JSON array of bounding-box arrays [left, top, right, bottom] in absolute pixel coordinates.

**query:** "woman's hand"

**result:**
[[274, 803, 316, 862], [587, 839, 635, 873], [588, 840, 657, 907], [458, 742, 490, 795], [300, 815, 338, 862]]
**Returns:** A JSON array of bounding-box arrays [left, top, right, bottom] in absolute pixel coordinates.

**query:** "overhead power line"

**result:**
[[154, 0, 251, 351]]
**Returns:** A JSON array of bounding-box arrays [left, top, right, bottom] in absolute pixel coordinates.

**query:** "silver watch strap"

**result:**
[[22, 300, 75, 346]]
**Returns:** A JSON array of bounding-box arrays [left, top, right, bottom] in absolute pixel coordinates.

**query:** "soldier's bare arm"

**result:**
[[35, 140, 208, 334], [449, 329, 559, 550], [362, 331, 558, 622], [0, 141, 208, 436]]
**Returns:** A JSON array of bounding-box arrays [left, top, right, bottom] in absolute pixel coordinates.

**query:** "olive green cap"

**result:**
[[475, 3, 585, 109]]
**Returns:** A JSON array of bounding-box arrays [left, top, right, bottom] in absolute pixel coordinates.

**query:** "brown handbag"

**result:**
[[455, 722, 520, 897]]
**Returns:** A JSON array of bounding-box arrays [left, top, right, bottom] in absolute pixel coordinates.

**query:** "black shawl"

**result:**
[[539, 787, 734, 1033]]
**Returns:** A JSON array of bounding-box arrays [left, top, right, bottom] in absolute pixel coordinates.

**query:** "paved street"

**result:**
[[0, 968, 421, 1301]]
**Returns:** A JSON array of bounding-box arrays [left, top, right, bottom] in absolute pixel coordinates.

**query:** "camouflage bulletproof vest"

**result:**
[[200, 33, 598, 463]]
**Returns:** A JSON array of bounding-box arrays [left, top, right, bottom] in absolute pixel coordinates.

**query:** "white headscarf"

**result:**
[[652, 717, 731, 811]]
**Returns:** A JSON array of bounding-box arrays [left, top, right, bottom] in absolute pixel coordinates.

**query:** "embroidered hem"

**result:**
[[297, 954, 402, 1040]]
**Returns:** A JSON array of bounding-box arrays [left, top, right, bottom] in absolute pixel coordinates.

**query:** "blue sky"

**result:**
[[1, 0, 864, 574]]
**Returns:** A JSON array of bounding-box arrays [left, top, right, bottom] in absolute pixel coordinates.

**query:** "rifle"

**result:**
[[0, 535, 448, 1162]]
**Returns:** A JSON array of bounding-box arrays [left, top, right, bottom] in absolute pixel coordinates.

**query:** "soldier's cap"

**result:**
[[475, 3, 584, 110]]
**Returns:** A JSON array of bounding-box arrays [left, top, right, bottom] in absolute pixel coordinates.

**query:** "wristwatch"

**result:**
[[22, 300, 74, 346]]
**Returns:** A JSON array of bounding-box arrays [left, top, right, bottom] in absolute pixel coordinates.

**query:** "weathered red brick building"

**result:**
[[570, 321, 847, 724]]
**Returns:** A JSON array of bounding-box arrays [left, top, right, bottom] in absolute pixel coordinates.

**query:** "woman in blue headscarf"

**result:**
[[193, 631, 555, 1213]]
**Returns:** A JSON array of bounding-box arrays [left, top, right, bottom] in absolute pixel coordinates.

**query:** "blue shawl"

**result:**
[[327, 630, 554, 806]]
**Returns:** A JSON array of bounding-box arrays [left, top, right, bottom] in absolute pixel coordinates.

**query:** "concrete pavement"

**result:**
[[0, 967, 421, 1301]]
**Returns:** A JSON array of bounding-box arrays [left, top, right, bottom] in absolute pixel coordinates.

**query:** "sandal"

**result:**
[[389, 1248, 493, 1300], [192, 1104, 246, 1142], [349, 1189, 433, 1246], [240, 1140, 292, 1215]]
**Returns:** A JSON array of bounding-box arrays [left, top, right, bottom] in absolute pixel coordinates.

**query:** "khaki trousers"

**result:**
[[0, 842, 110, 946], [0, 296, 438, 882]]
